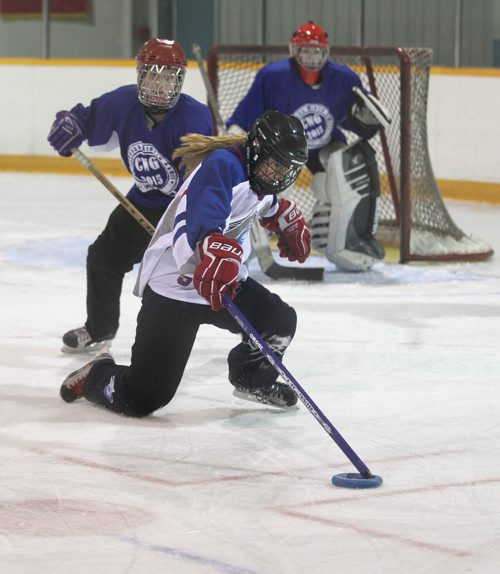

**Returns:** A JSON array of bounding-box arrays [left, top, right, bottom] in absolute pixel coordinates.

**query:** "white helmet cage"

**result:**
[[289, 43, 329, 71], [137, 64, 185, 112]]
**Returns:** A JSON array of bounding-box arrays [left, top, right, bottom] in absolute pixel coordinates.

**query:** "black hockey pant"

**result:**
[[85, 202, 164, 341], [83, 277, 297, 417]]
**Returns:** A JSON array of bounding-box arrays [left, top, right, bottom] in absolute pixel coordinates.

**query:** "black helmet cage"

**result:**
[[247, 111, 308, 196]]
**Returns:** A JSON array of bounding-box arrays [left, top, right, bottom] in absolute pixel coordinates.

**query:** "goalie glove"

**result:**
[[260, 198, 311, 263], [194, 233, 243, 312], [47, 110, 85, 157], [351, 86, 391, 130]]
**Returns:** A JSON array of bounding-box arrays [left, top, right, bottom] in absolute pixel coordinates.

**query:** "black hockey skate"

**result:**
[[232, 382, 298, 408], [228, 342, 298, 408], [60, 352, 114, 403], [61, 326, 114, 354]]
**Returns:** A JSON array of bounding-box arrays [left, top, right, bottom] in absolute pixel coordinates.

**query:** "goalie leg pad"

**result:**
[[323, 139, 385, 271], [311, 141, 350, 254], [311, 172, 330, 253]]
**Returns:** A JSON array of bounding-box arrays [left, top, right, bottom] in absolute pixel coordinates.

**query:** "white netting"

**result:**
[[208, 46, 492, 262]]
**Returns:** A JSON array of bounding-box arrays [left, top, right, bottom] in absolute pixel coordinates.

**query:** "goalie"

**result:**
[[226, 21, 391, 271]]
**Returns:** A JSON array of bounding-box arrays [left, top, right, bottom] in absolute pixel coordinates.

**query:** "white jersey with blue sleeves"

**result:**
[[134, 145, 278, 305]]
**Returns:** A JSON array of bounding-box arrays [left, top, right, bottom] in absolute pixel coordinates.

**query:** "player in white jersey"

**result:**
[[59, 111, 311, 413]]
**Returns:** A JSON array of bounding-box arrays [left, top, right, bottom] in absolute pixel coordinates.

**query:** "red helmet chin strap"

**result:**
[[297, 66, 321, 86]]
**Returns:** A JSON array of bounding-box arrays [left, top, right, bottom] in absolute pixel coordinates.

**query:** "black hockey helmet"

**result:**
[[247, 110, 308, 195]]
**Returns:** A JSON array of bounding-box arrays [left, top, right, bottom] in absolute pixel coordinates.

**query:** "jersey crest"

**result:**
[[128, 141, 179, 196], [294, 103, 334, 150]]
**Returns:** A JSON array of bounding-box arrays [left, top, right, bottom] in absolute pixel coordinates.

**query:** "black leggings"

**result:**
[[83, 277, 297, 417], [85, 202, 164, 340]]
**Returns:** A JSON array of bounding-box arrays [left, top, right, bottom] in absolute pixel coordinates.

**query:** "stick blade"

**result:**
[[251, 225, 324, 281], [263, 263, 324, 281]]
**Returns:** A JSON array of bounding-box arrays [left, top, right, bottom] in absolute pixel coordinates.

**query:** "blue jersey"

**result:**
[[135, 145, 278, 304], [71, 85, 214, 210], [227, 58, 374, 152]]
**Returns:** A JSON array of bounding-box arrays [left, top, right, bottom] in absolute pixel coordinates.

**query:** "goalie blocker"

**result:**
[[311, 139, 385, 272]]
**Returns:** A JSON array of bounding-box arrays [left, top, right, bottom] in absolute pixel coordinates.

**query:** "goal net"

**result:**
[[206, 45, 493, 263]]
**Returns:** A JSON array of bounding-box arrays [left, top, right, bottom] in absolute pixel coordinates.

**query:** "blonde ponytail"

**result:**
[[172, 133, 246, 177]]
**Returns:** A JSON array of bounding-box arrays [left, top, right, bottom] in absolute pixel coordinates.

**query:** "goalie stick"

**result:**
[[251, 225, 324, 281], [192, 44, 324, 282]]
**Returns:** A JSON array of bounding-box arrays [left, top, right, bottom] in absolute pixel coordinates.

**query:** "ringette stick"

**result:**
[[71, 148, 156, 235], [223, 294, 376, 479]]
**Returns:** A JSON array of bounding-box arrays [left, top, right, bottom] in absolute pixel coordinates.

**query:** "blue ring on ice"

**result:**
[[331, 472, 383, 489]]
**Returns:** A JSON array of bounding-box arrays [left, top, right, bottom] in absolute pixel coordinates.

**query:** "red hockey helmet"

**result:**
[[289, 21, 329, 76], [137, 38, 187, 69], [136, 38, 187, 112]]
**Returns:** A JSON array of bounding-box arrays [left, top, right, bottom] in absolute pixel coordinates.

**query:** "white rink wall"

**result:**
[[0, 60, 499, 184], [427, 71, 500, 184], [0, 60, 205, 159]]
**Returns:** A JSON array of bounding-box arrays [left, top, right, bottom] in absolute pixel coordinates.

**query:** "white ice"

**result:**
[[1, 172, 499, 574]]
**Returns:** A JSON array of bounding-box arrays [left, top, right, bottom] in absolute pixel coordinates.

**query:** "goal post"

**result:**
[[206, 45, 493, 263]]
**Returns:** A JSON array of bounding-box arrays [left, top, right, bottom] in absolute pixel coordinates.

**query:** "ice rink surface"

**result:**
[[1, 172, 499, 573]]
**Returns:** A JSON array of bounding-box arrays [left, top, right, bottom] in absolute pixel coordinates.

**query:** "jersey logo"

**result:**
[[128, 141, 179, 196], [294, 104, 334, 150]]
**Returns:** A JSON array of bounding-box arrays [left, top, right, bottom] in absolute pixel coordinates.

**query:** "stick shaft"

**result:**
[[223, 295, 373, 477], [74, 150, 363, 471], [192, 44, 226, 135], [71, 148, 155, 236]]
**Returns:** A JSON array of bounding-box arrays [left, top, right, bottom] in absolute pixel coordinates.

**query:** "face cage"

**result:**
[[252, 154, 303, 195], [137, 64, 185, 112], [290, 44, 329, 71]]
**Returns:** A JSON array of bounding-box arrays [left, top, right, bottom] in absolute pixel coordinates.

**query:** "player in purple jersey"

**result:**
[[59, 111, 310, 413], [227, 21, 391, 272], [47, 38, 214, 353]]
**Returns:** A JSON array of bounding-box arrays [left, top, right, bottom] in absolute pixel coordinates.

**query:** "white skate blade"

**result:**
[[232, 388, 299, 410], [61, 341, 112, 355]]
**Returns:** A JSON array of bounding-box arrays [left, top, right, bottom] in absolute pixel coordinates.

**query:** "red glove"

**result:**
[[261, 198, 311, 263], [194, 233, 243, 311]]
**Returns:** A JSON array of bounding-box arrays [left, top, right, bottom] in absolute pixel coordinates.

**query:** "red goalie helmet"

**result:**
[[289, 21, 329, 84], [136, 38, 187, 113]]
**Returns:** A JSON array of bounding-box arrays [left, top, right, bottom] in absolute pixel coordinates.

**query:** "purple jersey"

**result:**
[[71, 85, 214, 210], [227, 58, 374, 152]]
